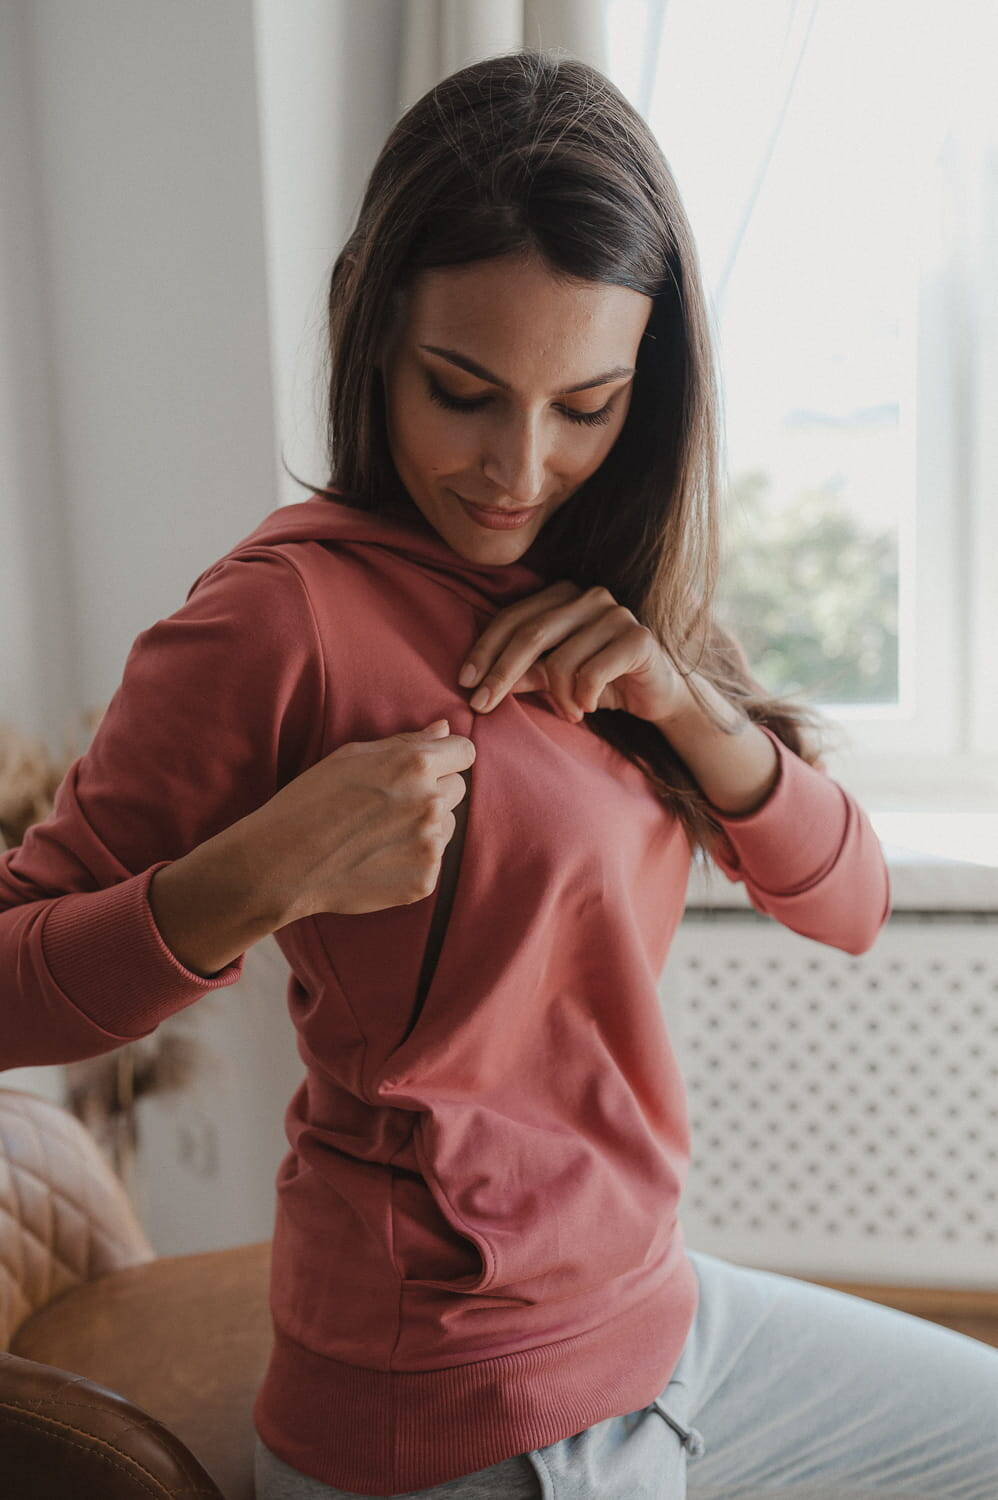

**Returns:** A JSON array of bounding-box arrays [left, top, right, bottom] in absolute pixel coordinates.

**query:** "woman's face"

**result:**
[[378, 253, 654, 564]]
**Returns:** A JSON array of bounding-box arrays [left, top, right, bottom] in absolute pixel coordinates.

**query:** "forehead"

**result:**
[[402, 255, 652, 360]]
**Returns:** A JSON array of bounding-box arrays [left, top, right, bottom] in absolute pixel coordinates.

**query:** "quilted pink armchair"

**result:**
[[0, 1085, 271, 1499]]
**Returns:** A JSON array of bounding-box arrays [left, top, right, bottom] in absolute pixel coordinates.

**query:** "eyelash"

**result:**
[[423, 374, 614, 428]]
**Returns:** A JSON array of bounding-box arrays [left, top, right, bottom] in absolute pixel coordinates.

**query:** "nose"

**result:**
[[481, 410, 548, 507]]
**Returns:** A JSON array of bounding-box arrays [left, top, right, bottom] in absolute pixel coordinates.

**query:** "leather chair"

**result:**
[[0, 1085, 271, 1499]]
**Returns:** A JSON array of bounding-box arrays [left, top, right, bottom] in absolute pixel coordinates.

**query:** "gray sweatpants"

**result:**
[[253, 1247, 998, 1499]]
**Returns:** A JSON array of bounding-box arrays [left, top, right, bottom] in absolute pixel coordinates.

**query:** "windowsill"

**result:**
[[687, 812, 998, 913]]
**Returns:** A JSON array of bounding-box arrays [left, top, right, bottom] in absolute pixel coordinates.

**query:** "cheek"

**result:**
[[568, 414, 627, 482], [593, 400, 632, 465], [392, 394, 469, 473]]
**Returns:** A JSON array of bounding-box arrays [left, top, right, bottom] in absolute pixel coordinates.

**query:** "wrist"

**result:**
[[229, 808, 303, 928], [653, 673, 746, 736], [148, 826, 280, 979], [651, 676, 778, 816]]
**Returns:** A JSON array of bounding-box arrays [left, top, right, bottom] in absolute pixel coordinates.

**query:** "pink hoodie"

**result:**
[[0, 493, 891, 1493]]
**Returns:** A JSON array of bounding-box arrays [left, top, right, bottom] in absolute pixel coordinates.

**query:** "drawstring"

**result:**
[[650, 1397, 707, 1457]]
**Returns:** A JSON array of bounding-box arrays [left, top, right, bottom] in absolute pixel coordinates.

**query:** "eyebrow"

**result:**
[[418, 344, 635, 396]]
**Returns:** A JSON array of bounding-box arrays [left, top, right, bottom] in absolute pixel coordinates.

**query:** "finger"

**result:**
[[568, 632, 634, 715], [504, 661, 551, 697], [534, 607, 628, 720], [459, 580, 581, 689], [469, 587, 611, 713]]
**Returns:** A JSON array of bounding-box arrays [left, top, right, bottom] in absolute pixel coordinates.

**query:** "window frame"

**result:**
[[823, 134, 998, 811]]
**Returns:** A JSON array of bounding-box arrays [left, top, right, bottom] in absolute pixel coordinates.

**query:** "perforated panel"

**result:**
[[663, 912, 998, 1288]]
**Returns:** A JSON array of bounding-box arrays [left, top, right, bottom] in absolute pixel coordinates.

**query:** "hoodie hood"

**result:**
[[223, 490, 553, 615]]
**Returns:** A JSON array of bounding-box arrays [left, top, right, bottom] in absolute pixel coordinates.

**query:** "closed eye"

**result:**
[[422, 373, 614, 428]]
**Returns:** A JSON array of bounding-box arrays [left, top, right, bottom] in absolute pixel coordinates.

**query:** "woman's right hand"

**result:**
[[246, 717, 475, 921]]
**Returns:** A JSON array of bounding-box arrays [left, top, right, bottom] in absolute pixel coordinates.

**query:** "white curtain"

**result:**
[[646, 0, 823, 322], [397, 0, 610, 112], [942, 22, 998, 759]]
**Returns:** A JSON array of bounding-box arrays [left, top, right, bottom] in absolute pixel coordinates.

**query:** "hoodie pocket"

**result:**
[[391, 1142, 498, 1296]]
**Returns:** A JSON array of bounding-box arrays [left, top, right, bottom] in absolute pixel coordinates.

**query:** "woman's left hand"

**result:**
[[458, 580, 693, 726]]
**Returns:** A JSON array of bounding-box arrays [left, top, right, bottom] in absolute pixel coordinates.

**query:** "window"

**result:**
[[610, 0, 998, 809]]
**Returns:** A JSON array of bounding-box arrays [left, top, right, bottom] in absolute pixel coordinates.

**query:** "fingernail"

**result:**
[[470, 685, 491, 711], [458, 661, 479, 687]]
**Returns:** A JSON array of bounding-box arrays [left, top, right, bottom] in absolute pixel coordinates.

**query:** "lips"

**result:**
[[459, 497, 537, 514], [454, 492, 541, 531]]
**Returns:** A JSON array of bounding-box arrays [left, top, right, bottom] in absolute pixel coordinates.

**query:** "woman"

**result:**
[[248, 46, 998, 1500], [2, 48, 995, 1500]]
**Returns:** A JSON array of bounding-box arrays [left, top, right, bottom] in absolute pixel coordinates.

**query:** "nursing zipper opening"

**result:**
[[399, 764, 472, 1047]]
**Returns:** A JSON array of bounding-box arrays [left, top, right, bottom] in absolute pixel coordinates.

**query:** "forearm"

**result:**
[[653, 672, 781, 816], [148, 817, 291, 978]]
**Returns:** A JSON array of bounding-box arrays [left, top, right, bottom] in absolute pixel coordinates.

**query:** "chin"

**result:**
[[453, 526, 533, 558]]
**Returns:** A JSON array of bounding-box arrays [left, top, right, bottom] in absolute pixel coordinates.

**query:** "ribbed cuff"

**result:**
[[40, 860, 245, 1038], [707, 725, 850, 894]]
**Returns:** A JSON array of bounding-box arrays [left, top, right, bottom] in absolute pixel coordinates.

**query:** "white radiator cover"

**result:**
[[664, 912, 998, 1289]]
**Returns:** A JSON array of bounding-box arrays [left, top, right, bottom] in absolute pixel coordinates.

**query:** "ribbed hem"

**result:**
[[251, 1245, 699, 1495], [709, 724, 850, 893], [40, 860, 244, 1038]]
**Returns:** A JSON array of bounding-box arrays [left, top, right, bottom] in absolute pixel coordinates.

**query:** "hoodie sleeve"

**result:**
[[0, 547, 325, 1071], [706, 725, 892, 957]]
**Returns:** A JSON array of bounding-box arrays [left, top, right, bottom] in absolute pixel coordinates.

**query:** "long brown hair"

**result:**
[[288, 47, 837, 873]]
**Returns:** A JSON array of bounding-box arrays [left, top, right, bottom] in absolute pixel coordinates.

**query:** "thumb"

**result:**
[[337, 717, 451, 760], [404, 717, 450, 738]]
